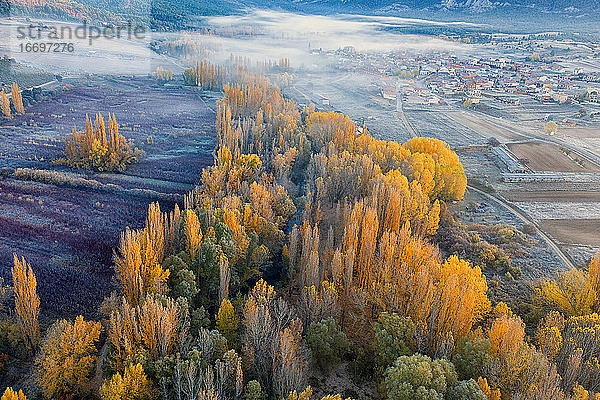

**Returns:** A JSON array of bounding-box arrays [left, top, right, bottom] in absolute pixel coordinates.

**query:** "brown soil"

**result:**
[[561, 127, 600, 139], [540, 219, 600, 247], [502, 190, 600, 202], [507, 142, 600, 173]]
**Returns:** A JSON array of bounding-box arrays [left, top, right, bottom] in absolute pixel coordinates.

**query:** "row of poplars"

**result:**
[[0, 83, 25, 118]]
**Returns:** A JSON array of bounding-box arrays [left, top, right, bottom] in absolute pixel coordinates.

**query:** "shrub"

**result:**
[[535, 268, 598, 317], [452, 332, 491, 380], [446, 379, 487, 400], [348, 345, 376, 385], [522, 223, 536, 235], [383, 354, 457, 400], [373, 312, 416, 372], [535, 311, 564, 362], [284, 386, 355, 400], [244, 380, 265, 400], [553, 313, 600, 391], [305, 318, 350, 372]]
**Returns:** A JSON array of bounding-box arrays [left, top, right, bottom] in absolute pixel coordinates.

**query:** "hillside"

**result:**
[[4, 0, 600, 29]]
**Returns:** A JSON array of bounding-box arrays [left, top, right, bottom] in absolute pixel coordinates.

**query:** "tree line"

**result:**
[[1, 83, 25, 118], [2, 59, 598, 400]]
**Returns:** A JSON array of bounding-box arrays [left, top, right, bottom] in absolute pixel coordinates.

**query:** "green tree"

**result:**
[[305, 318, 350, 372], [244, 380, 266, 400], [383, 354, 457, 400], [446, 379, 487, 400], [374, 312, 416, 372], [216, 299, 239, 347], [165, 253, 198, 301], [452, 333, 491, 380]]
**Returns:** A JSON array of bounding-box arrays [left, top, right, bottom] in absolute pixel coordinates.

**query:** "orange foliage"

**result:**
[[114, 203, 174, 305], [11, 83, 24, 115], [403, 137, 467, 201], [12, 254, 40, 348], [183, 209, 203, 259], [0, 90, 11, 118], [306, 112, 357, 152], [63, 113, 138, 172]]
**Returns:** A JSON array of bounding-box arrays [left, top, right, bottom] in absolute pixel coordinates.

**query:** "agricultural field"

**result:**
[[540, 219, 600, 247], [502, 189, 600, 202], [507, 141, 600, 173]]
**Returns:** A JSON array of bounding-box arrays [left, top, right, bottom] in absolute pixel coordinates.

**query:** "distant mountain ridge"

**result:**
[[264, 0, 600, 15], [6, 0, 599, 29]]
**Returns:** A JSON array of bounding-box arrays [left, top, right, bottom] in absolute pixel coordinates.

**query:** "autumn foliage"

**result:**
[[1, 388, 27, 400], [11, 83, 24, 115], [35, 315, 101, 399], [0, 89, 11, 118], [3, 57, 556, 400], [11, 254, 40, 349], [62, 113, 139, 172], [108, 295, 185, 369], [100, 363, 158, 400], [152, 66, 173, 81], [536, 255, 600, 317], [114, 202, 174, 305]]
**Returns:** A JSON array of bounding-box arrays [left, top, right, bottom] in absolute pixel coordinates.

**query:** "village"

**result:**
[[319, 37, 600, 115], [287, 34, 600, 278]]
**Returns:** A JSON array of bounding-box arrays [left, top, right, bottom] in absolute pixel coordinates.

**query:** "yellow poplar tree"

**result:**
[[11, 83, 24, 114], [12, 254, 40, 348], [35, 315, 101, 399], [184, 209, 203, 258], [100, 363, 158, 400], [1, 388, 27, 400], [0, 90, 10, 118]]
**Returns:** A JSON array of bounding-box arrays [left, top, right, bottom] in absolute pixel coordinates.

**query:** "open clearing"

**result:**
[[507, 142, 600, 173], [540, 219, 600, 247], [0, 76, 216, 319], [502, 190, 600, 202]]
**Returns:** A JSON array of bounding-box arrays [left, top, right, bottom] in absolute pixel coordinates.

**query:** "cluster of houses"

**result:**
[[325, 41, 600, 109]]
